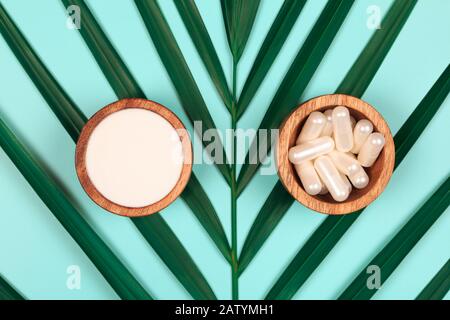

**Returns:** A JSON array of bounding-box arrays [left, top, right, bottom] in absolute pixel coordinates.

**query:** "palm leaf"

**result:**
[[61, 0, 231, 263], [0, 3, 217, 300], [266, 213, 360, 299], [220, 0, 261, 62], [238, 0, 419, 278], [237, 0, 307, 118], [393, 64, 450, 167], [336, 0, 418, 96], [238, 181, 293, 275], [61, 0, 144, 99], [237, 0, 355, 195], [132, 215, 216, 300], [134, 0, 231, 185], [416, 259, 450, 300], [265, 63, 449, 300], [339, 176, 450, 300], [183, 174, 231, 263], [0, 3, 86, 142], [0, 117, 152, 300], [0, 275, 24, 300], [174, 0, 232, 112]]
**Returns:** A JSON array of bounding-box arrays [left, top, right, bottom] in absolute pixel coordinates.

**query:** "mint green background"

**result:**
[[0, 0, 449, 300]]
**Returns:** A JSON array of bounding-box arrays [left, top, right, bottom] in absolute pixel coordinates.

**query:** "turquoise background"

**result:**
[[0, 0, 449, 299]]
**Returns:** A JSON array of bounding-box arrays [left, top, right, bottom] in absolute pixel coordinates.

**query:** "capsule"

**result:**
[[358, 132, 385, 167], [296, 111, 327, 144], [319, 183, 329, 195], [340, 172, 352, 194], [348, 167, 369, 189], [321, 109, 333, 137], [351, 119, 373, 154], [329, 150, 361, 176], [294, 161, 323, 196], [318, 174, 329, 194], [289, 136, 335, 164], [314, 156, 349, 202], [332, 106, 354, 152]]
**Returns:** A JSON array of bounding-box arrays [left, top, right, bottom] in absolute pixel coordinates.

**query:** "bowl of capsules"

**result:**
[[276, 94, 395, 215]]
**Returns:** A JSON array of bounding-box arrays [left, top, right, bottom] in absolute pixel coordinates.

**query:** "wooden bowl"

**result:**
[[75, 98, 192, 217], [277, 94, 395, 215]]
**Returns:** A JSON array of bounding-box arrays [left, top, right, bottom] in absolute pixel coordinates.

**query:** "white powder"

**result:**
[[85, 108, 184, 208]]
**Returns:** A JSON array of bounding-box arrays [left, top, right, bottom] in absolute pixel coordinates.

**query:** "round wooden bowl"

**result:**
[[277, 94, 395, 215], [75, 98, 192, 217]]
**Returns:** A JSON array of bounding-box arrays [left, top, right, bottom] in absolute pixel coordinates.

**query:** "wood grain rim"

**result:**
[[75, 98, 192, 217], [277, 94, 395, 215]]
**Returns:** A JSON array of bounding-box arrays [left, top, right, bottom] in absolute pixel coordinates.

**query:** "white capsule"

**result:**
[[294, 160, 323, 196], [348, 167, 370, 189], [351, 119, 373, 154], [296, 111, 327, 144], [289, 136, 335, 164], [358, 132, 385, 167], [321, 109, 333, 137], [329, 150, 361, 176], [314, 156, 349, 202], [318, 174, 329, 194], [319, 184, 329, 195], [332, 106, 354, 152], [339, 172, 352, 194]]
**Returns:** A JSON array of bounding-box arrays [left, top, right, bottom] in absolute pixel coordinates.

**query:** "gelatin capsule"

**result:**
[[358, 132, 385, 167], [289, 136, 335, 164], [294, 160, 323, 196], [351, 119, 373, 154], [339, 172, 352, 194], [314, 156, 349, 202], [321, 109, 333, 137], [329, 150, 361, 176], [296, 111, 327, 144], [319, 175, 329, 194], [348, 167, 369, 189], [332, 106, 354, 152]]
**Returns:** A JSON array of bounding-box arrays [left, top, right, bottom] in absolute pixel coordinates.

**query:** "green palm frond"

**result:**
[[339, 176, 450, 300], [237, 0, 307, 118], [266, 213, 359, 300], [174, 0, 232, 112], [133, 215, 216, 300], [0, 0, 447, 301], [183, 174, 231, 263], [0, 117, 152, 300], [238, 0, 419, 278], [0, 3, 86, 141], [219, 0, 262, 299], [337, 0, 418, 96], [61, 0, 231, 264], [238, 181, 293, 275], [0, 275, 24, 300], [0, 3, 216, 300], [237, 0, 355, 195], [416, 259, 450, 300], [221, 0, 261, 62], [265, 63, 450, 300], [134, 0, 231, 185], [62, 0, 145, 99]]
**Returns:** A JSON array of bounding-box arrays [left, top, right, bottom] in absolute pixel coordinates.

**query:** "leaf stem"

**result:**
[[230, 59, 239, 300]]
